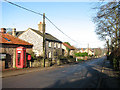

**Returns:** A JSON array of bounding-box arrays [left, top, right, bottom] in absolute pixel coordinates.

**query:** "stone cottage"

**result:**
[[16, 22, 62, 61], [0, 28, 33, 69]]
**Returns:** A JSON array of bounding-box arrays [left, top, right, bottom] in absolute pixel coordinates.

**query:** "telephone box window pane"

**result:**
[[18, 53, 21, 65], [24, 51, 26, 66]]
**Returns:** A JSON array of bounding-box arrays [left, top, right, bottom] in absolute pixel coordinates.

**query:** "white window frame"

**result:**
[[49, 42, 52, 48], [58, 43, 60, 48], [54, 43, 56, 48], [48, 52, 52, 58]]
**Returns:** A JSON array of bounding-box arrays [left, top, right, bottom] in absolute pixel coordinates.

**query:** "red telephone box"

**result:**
[[16, 47, 26, 68]]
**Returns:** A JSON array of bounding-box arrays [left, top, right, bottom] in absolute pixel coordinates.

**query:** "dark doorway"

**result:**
[[5, 54, 12, 69]]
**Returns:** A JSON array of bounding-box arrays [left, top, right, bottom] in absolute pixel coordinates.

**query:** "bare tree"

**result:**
[[93, 1, 120, 70], [93, 1, 119, 50]]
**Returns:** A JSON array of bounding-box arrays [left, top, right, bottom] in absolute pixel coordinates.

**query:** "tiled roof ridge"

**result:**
[[63, 42, 75, 50]]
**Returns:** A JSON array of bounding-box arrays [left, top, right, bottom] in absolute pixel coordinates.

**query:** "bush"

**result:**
[[89, 54, 93, 57], [36, 56, 43, 61], [74, 52, 88, 57], [69, 55, 73, 58], [32, 60, 41, 67], [109, 48, 120, 70], [57, 59, 62, 66], [68, 58, 76, 63], [29, 52, 36, 62], [58, 55, 68, 64], [77, 59, 84, 61]]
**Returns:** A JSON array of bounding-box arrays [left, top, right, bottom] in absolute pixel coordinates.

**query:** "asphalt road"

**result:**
[[2, 57, 106, 88]]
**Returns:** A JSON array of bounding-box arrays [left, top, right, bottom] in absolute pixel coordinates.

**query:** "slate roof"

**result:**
[[63, 43, 75, 50], [0, 33, 33, 46], [16, 28, 62, 43], [16, 31, 24, 37]]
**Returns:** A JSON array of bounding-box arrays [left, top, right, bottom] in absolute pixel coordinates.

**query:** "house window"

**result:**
[[56, 43, 58, 48], [54, 51, 57, 56], [54, 43, 56, 48], [48, 52, 52, 58], [49, 42, 52, 48], [58, 43, 60, 48]]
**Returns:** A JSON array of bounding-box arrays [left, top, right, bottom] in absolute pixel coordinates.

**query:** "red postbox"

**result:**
[[28, 55, 31, 60], [16, 47, 26, 68]]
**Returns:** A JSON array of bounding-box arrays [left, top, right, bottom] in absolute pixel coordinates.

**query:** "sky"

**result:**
[[1, 0, 108, 48]]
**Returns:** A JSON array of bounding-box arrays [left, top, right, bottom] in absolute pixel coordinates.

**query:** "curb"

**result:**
[[2, 60, 89, 78], [2, 63, 72, 78]]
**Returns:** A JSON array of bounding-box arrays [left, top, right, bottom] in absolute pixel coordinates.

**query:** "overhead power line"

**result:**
[[4, 0, 43, 16], [45, 17, 78, 43], [4, 0, 78, 44]]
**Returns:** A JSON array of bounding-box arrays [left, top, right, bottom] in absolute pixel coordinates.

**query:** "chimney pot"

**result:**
[[1, 28, 6, 33], [12, 28, 16, 36]]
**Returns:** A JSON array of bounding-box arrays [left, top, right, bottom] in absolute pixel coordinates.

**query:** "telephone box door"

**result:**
[[16, 47, 26, 68]]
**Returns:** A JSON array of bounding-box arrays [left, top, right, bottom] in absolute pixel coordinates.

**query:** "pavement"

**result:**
[[1, 62, 80, 78], [98, 59, 120, 88]]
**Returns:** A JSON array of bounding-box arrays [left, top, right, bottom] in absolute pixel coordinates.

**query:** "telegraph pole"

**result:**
[[87, 43, 89, 54], [118, 1, 120, 47], [43, 13, 46, 67], [106, 39, 109, 56]]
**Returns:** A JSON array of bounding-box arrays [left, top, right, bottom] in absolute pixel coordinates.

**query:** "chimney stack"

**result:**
[[12, 28, 16, 36], [38, 22, 46, 33], [38, 22, 43, 33], [1, 28, 6, 33]]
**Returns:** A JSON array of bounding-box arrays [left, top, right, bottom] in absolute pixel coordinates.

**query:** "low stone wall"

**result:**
[[40, 59, 52, 67], [0, 60, 5, 70], [76, 56, 87, 60], [31, 60, 41, 67]]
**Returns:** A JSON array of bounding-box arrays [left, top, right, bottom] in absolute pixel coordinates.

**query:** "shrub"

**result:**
[[68, 55, 73, 58], [89, 54, 93, 57], [36, 56, 43, 61], [30, 52, 36, 62], [74, 52, 88, 57], [32, 60, 41, 67], [58, 55, 68, 64], [57, 59, 62, 66]]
